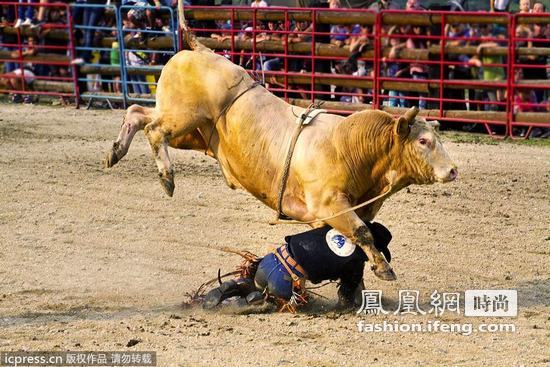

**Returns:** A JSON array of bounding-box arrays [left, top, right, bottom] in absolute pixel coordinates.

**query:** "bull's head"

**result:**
[[393, 107, 458, 184]]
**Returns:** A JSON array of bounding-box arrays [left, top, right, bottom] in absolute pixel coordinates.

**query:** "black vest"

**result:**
[[285, 222, 392, 283]]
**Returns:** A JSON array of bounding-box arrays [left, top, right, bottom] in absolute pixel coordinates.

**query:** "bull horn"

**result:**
[[428, 120, 440, 131], [403, 106, 419, 123]]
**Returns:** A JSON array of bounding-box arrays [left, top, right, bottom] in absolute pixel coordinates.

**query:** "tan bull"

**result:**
[[104, 3, 457, 281]]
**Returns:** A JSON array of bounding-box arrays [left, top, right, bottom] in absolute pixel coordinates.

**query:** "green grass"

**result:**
[[442, 131, 550, 147]]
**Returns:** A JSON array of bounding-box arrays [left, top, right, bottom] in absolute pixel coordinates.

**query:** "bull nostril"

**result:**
[[449, 168, 458, 180]]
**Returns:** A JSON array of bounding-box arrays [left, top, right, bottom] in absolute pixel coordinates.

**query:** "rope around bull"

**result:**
[[270, 183, 395, 226]]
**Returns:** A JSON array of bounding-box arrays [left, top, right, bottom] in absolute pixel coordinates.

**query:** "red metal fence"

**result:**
[[0, 4, 548, 137], [185, 6, 549, 137], [0, 2, 78, 103]]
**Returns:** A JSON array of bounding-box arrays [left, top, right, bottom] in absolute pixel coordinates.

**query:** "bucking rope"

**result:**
[[269, 181, 395, 226], [274, 101, 325, 222]]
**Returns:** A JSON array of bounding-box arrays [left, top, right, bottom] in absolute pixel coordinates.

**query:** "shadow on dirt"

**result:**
[[516, 278, 550, 308], [0, 304, 183, 328]]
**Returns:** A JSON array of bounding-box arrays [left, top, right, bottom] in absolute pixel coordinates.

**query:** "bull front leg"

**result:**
[[352, 225, 396, 281], [306, 191, 397, 281]]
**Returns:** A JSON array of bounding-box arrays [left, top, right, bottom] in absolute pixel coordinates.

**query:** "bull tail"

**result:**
[[178, 0, 204, 51]]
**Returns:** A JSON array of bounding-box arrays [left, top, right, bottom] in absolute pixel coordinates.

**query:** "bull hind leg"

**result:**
[[144, 118, 175, 197], [143, 106, 208, 197], [104, 104, 153, 168]]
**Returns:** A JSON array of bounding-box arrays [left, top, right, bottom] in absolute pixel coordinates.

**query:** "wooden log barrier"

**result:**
[[33, 80, 74, 93], [185, 9, 548, 26], [288, 98, 550, 124], [4, 78, 549, 126], [0, 50, 70, 63], [2, 27, 549, 58]]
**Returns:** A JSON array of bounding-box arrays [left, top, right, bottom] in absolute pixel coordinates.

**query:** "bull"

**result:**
[[104, 3, 457, 281]]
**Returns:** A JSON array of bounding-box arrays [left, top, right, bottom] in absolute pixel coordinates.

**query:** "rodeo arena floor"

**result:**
[[0, 103, 548, 366]]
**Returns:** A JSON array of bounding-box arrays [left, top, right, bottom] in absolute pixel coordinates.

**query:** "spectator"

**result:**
[[2, 36, 37, 103], [251, 0, 268, 8], [330, 24, 349, 47], [334, 57, 356, 102], [348, 24, 370, 54], [123, 0, 154, 38], [0, 5, 15, 26], [443, 22, 477, 113], [264, 20, 311, 98], [469, 24, 506, 111], [515, 0, 534, 42], [407, 25, 429, 109], [286, 20, 311, 44], [260, 22, 284, 79], [405, 0, 422, 10], [237, 24, 268, 70], [519, 0, 532, 13], [1, 5, 18, 74], [127, 50, 150, 94], [0, 66, 36, 103], [352, 59, 371, 104], [368, 0, 399, 11], [256, 21, 281, 43], [490, 0, 510, 12], [108, 39, 121, 94], [39, 7, 69, 84], [261, 21, 282, 42], [308, 0, 331, 100], [286, 21, 311, 72], [532, 2, 545, 12], [71, 0, 111, 65], [383, 25, 410, 107], [210, 20, 232, 42], [14, 0, 37, 28], [34, 0, 49, 28], [514, 89, 538, 113], [520, 22, 547, 104]]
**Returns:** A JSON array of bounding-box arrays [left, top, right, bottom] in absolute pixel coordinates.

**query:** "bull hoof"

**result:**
[[371, 262, 397, 281], [104, 149, 119, 168], [159, 172, 174, 197]]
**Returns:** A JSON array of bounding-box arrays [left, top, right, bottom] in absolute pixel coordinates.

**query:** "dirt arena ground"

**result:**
[[0, 104, 549, 366]]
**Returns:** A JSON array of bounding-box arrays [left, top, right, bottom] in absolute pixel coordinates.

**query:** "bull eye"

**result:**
[[419, 138, 428, 146]]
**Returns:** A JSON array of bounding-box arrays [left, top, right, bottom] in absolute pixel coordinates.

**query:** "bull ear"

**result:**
[[394, 116, 410, 139], [394, 106, 418, 139]]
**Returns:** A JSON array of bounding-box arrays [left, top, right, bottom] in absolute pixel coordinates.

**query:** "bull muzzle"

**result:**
[[449, 167, 458, 181], [432, 162, 458, 183], [438, 165, 458, 183]]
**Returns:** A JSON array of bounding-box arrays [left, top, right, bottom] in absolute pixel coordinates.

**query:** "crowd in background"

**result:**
[[0, 0, 548, 135], [207, 0, 549, 128]]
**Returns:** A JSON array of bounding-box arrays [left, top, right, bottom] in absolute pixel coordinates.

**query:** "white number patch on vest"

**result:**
[[325, 229, 356, 257]]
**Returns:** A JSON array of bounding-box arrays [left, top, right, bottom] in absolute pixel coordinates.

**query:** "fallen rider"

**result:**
[[202, 222, 392, 312]]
